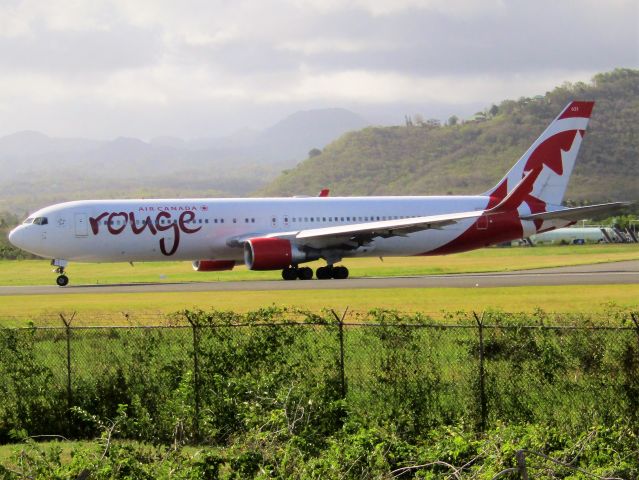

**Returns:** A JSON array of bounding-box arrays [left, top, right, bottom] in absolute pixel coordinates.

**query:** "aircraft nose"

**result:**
[[8, 226, 26, 249]]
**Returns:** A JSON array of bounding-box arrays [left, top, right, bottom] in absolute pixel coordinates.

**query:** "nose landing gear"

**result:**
[[56, 273, 69, 287], [51, 259, 69, 287]]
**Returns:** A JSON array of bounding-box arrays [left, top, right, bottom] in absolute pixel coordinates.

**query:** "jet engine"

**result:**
[[192, 260, 236, 271], [244, 238, 314, 270]]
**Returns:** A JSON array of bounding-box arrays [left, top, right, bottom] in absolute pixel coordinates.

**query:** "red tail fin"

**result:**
[[486, 101, 594, 206]]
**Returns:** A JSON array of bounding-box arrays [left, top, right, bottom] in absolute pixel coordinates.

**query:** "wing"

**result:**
[[249, 210, 485, 249], [520, 202, 630, 222]]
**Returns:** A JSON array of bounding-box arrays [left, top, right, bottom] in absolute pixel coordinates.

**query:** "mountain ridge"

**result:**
[[0, 108, 369, 214], [259, 69, 639, 205]]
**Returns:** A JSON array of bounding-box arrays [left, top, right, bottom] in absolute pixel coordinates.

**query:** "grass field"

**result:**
[[1, 285, 637, 327], [1, 244, 637, 286]]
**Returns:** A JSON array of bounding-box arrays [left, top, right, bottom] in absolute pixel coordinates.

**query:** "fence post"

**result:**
[[516, 450, 529, 480], [473, 311, 487, 431], [59, 312, 76, 437], [185, 314, 201, 442], [331, 308, 349, 400], [630, 312, 639, 345]]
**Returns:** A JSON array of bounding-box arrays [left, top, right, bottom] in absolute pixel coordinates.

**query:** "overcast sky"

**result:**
[[0, 0, 637, 140]]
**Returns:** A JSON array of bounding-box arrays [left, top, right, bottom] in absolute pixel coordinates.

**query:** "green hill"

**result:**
[[260, 69, 639, 204]]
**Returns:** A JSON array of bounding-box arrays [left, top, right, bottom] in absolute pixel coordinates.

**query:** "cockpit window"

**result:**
[[24, 217, 35, 224], [33, 217, 48, 225]]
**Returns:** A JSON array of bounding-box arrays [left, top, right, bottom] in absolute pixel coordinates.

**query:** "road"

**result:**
[[1, 260, 638, 296]]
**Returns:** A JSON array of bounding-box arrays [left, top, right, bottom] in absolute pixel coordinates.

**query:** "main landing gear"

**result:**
[[281, 265, 349, 281], [51, 259, 69, 287]]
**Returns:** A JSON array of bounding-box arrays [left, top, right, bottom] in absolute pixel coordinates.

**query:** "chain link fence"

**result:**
[[1, 309, 638, 445]]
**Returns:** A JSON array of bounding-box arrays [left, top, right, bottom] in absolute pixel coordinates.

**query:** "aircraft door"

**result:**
[[75, 213, 89, 237]]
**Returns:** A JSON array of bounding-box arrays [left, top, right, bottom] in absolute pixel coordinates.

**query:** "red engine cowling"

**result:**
[[192, 260, 236, 272], [244, 238, 297, 270]]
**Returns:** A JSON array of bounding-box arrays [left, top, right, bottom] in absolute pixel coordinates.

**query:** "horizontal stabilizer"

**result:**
[[520, 202, 631, 222]]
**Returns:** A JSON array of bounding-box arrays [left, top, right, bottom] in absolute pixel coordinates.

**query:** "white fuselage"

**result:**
[[10, 195, 517, 263]]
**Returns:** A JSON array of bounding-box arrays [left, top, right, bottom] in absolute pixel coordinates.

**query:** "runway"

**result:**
[[1, 260, 638, 296]]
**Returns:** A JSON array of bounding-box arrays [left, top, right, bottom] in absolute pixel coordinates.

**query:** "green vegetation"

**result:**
[[261, 69, 639, 205], [1, 422, 637, 479], [1, 243, 637, 285], [0, 308, 638, 478]]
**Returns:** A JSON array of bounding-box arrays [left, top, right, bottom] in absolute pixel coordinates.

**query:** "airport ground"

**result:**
[[1, 243, 638, 286], [0, 244, 637, 326]]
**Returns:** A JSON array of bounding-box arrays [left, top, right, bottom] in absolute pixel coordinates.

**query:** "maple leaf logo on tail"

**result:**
[[486, 101, 594, 211]]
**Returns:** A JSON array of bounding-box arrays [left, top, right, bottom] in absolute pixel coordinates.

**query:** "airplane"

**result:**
[[8, 101, 629, 286]]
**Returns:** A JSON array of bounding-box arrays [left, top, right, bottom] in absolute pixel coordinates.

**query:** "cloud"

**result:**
[[0, 0, 636, 138]]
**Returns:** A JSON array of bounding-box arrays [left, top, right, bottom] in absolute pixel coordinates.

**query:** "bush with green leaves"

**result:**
[[0, 307, 638, 461]]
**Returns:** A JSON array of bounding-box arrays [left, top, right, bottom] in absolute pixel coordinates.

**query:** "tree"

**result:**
[[308, 148, 322, 158], [447, 115, 459, 126]]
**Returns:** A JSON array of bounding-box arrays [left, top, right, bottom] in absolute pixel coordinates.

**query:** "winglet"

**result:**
[[318, 189, 330, 197]]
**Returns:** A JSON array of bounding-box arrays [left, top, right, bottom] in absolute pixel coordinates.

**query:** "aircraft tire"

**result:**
[[298, 266, 313, 280], [56, 275, 69, 287], [282, 267, 297, 281], [316, 266, 332, 280], [332, 266, 349, 279]]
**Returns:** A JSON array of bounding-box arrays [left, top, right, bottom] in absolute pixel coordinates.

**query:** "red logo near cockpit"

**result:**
[[89, 210, 201, 256]]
